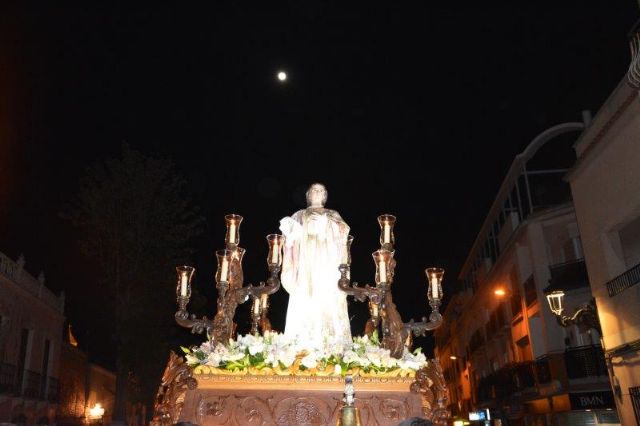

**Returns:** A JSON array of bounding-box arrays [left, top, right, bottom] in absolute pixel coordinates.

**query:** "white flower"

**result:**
[[398, 349, 427, 370], [226, 350, 246, 361], [185, 353, 200, 365], [334, 364, 342, 375], [248, 341, 265, 356], [276, 348, 297, 367], [207, 352, 222, 367], [301, 352, 318, 369], [342, 350, 360, 364]]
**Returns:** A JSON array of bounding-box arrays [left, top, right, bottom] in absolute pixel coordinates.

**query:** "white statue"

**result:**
[[279, 183, 351, 349]]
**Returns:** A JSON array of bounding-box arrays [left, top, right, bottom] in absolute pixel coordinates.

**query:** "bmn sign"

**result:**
[[569, 391, 614, 410]]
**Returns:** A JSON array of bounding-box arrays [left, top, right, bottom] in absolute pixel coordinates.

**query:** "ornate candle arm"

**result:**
[[174, 215, 284, 343], [339, 215, 445, 359], [404, 267, 445, 338], [339, 251, 409, 359], [338, 265, 384, 304], [174, 265, 216, 336], [242, 264, 281, 335]]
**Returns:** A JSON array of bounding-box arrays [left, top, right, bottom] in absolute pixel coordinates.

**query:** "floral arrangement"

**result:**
[[181, 331, 427, 377]]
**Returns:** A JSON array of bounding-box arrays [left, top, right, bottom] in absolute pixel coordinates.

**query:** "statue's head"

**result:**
[[306, 183, 328, 207]]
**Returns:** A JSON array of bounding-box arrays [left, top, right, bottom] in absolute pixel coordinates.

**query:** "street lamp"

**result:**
[[544, 290, 601, 334], [87, 403, 105, 423], [494, 288, 507, 297]]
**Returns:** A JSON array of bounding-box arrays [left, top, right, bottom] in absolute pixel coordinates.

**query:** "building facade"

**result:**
[[566, 52, 640, 424], [435, 124, 619, 425], [57, 338, 116, 426], [0, 251, 65, 425]]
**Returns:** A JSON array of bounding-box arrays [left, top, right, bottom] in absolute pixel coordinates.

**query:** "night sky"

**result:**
[[1, 2, 637, 366]]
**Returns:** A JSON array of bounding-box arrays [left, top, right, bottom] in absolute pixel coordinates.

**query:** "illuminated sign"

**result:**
[[569, 391, 614, 410], [469, 409, 490, 421]]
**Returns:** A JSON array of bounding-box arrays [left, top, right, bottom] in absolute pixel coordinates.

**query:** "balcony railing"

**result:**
[[0, 364, 58, 402], [607, 261, 640, 297], [476, 361, 537, 403], [22, 370, 41, 398], [547, 259, 589, 291], [565, 345, 607, 379], [47, 377, 59, 402], [0, 362, 17, 394], [476, 348, 605, 403]]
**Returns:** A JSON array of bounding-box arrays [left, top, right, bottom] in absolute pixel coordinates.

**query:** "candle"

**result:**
[[379, 260, 387, 283], [180, 274, 188, 297], [341, 244, 349, 264], [383, 223, 391, 244], [261, 293, 268, 309], [271, 243, 279, 264], [220, 258, 229, 282], [372, 303, 379, 318], [228, 223, 236, 244], [253, 297, 260, 315], [430, 274, 439, 299]]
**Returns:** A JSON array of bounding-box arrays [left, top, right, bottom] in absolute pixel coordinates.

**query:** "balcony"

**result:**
[[565, 345, 607, 379], [547, 259, 589, 292], [0, 362, 17, 394], [23, 370, 41, 398], [476, 347, 606, 404], [0, 365, 59, 402], [47, 377, 59, 402], [476, 361, 537, 403], [606, 261, 640, 297]]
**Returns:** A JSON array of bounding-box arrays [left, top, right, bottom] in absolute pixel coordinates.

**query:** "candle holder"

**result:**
[[174, 214, 283, 342], [404, 268, 444, 338], [339, 214, 444, 359], [378, 214, 396, 251]]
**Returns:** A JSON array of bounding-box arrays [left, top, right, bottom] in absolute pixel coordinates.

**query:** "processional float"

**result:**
[[152, 213, 450, 426]]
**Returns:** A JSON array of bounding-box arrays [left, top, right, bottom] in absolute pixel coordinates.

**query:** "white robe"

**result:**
[[279, 208, 351, 349]]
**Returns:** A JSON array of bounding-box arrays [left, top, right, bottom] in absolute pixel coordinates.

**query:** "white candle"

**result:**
[[253, 297, 260, 314], [430, 275, 439, 299], [372, 303, 379, 317], [379, 261, 387, 283], [261, 293, 268, 309], [180, 274, 188, 297], [383, 224, 391, 244], [228, 223, 236, 244], [220, 258, 229, 282], [271, 244, 279, 264], [341, 245, 349, 264]]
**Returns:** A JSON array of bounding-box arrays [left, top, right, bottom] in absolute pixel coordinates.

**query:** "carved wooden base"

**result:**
[[152, 353, 450, 426], [178, 374, 423, 426]]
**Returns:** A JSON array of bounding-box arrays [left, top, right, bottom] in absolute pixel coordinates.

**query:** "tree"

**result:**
[[67, 144, 204, 422]]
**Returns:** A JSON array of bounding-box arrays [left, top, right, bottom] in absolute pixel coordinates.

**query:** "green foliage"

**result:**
[[67, 144, 204, 405]]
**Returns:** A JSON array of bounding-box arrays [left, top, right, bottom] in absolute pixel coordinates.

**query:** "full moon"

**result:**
[[277, 71, 287, 82]]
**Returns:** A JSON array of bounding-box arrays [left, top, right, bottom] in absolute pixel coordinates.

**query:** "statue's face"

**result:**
[[307, 184, 327, 207]]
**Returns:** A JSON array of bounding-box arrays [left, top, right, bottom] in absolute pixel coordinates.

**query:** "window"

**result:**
[[524, 275, 537, 306], [17, 329, 30, 391], [511, 285, 522, 318], [40, 339, 50, 398]]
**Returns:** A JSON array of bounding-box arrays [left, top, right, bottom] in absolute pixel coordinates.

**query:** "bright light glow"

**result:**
[[546, 290, 565, 316], [450, 355, 457, 360], [277, 71, 287, 82], [494, 288, 507, 297], [88, 403, 105, 419], [453, 421, 464, 426]]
